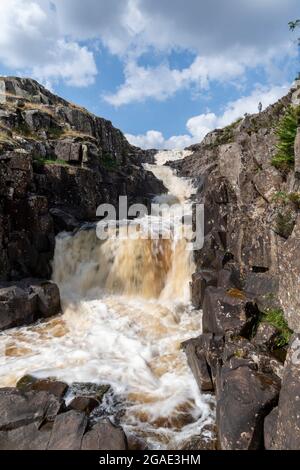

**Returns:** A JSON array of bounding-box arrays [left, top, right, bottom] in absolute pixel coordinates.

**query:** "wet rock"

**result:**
[[0, 285, 36, 330], [70, 382, 111, 403], [0, 388, 62, 431], [0, 422, 52, 450], [0, 279, 61, 330], [182, 338, 213, 392], [217, 365, 280, 449], [49, 207, 80, 233], [47, 410, 87, 450], [190, 269, 217, 309], [264, 406, 278, 450], [272, 334, 300, 449], [202, 286, 259, 337], [127, 434, 148, 450], [81, 419, 127, 450], [68, 396, 99, 415], [21, 279, 61, 318], [17, 376, 68, 399], [181, 425, 218, 450]]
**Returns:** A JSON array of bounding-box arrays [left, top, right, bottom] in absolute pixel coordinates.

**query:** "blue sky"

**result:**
[[0, 0, 299, 148]]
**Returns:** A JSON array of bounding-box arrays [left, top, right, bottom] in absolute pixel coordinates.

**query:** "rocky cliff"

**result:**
[[0, 77, 165, 327], [179, 81, 300, 449]]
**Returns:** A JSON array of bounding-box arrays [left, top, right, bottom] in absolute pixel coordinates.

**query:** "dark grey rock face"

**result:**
[[0, 388, 62, 431], [202, 286, 259, 337], [177, 86, 300, 450], [81, 419, 127, 450], [278, 216, 300, 333], [0, 279, 61, 330], [217, 365, 280, 450], [264, 406, 278, 450], [47, 410, 87, 450], [271, 334, 300, 449], [16, 375, 68, 399], [0, 378, 127, 450], [182, 337, 214, 392]]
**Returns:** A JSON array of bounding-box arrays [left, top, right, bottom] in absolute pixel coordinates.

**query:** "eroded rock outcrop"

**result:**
[[0, 377, 127, 450], [180, 82, 300, 449]]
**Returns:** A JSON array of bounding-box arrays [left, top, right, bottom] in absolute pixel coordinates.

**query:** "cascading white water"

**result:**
[[0, 149, 214, 449]]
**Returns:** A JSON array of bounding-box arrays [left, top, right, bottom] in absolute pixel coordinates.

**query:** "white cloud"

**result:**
[[0, 0, 97, 87], [126, 84, 289, 149], [0, 0, 298, 95], [105, 54, 255, 106], [32, 40, 97, 87], [125, 130, 192, 150]]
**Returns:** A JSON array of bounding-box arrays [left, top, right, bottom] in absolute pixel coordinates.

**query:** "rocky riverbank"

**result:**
[[0, 376, 131, 450], [177, 81, 300, 449]]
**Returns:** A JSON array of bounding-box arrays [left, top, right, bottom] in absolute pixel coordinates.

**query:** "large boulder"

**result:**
[[81, 419, 127, 451], [17, 375, 68, 399], [47, 410, 87, 450], [217, 365, 280, 449], [0, 388, 61, 431], [190, 269, 218, 309], [202, 286, 259, 337], [182, 334, 224, 391], [0, 422, 52, 450], [0, 279, 61, 330], [182, 337, 214, 392], [0, 285, 36, 330]]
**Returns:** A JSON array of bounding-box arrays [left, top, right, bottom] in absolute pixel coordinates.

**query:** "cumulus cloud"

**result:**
[[0, 0, 298, 95], [104, 55, 250, 106], [0, 0, 97, 87], [126, 84, 289, 149], [125, 130, 192, 150]]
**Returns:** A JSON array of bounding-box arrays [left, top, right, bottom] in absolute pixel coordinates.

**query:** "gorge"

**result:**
[[0, 77, 300, 450]]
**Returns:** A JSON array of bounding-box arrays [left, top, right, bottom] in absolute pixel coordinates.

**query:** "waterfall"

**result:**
[[0, 149, 214, 449]]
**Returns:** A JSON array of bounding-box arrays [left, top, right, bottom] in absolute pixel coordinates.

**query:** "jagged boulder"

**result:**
[[0, 388, 62, 431], [217, 364, 280, 450], [0, 279, 61, 330], [182, 334, 224, 391], [202, 286, 259, 337], [47, 411, 87, 450], [81, 419, 127, 451]]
